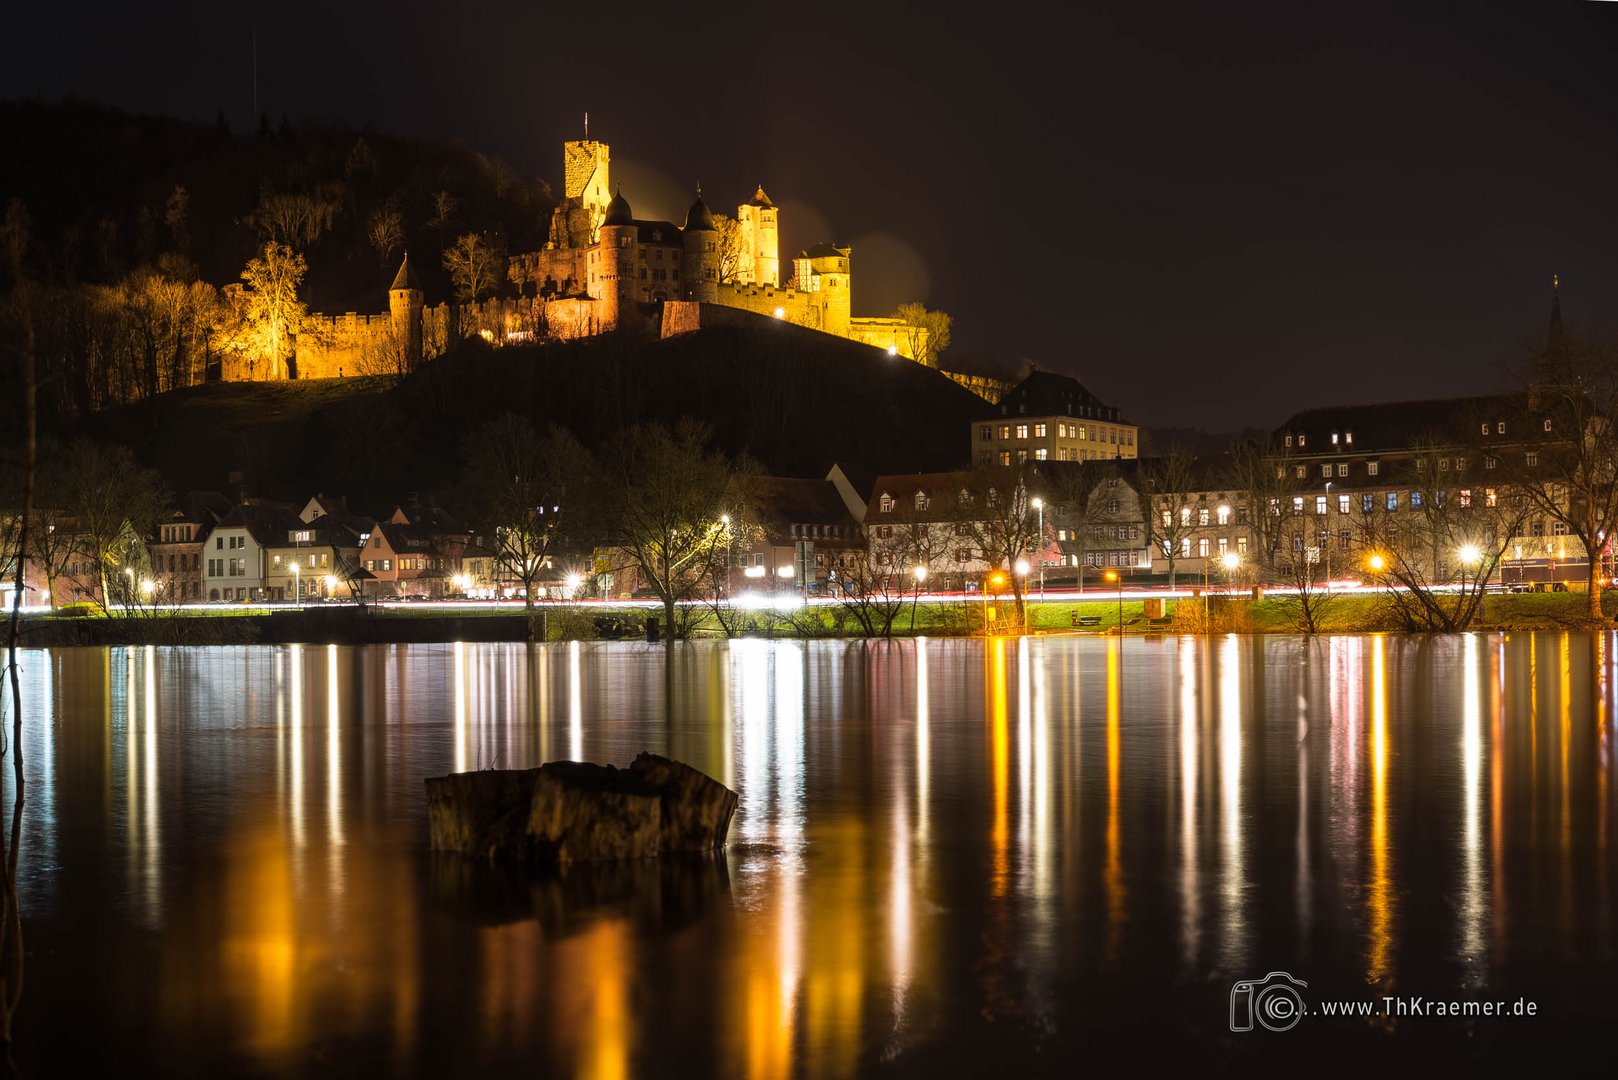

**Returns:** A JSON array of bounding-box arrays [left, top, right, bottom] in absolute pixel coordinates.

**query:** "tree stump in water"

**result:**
[[426, 753, 737, 864]]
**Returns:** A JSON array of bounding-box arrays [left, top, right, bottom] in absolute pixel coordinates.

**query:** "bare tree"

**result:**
[[595, 420, 754, 641], [1356, 442, 1533, 630], [458, 415, 587, 612], [1505, 319, 1618, 619], [893, 302, 953, 368], [1143, 450, 1201, 589], [0, 190, 36, 1071], [246, 191, 338, 251], [958, 462, 1042, 625], [711, 213, 744, 284], [367, 207, 404, 265], [51, 441, 169, 613], [1224, 439, 1304, 581], [443, 232, 507, 304], [1272, 512, 1338, 633]]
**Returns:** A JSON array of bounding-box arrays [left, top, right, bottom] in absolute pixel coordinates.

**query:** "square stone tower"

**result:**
[[564, 140, 611, 243], [736, 185, 780, 288]]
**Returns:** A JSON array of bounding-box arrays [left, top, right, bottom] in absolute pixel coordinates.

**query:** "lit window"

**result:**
[[1016, 424, 1029, 439], [1198, 538, 1210, 558], [1338, 494, 1350, 514], [1410, 492, 1424, 508], [1034, 423, 1047, 437], [1361, 493, 1374, 512], [1345, 432, 1354, 445], [1034, 448, 1048, 460], [1459, 489, 1472, 508], [1285, 435, 1293, 447], [1199, 508, 1210, 526], [1331, 432, 1339, 445], [1315, 496, 1328, 515], [1386, 492, 1398, 511], [1480, 423, 1489, 435], [1295, 466, 1307, 479], [1216, 506, 1230, 525], [1497, 422, 1505, 435], [1298, 434, 1307, 447], [1544, 418, 1552, 432], [1292, 496, 1305, 514]]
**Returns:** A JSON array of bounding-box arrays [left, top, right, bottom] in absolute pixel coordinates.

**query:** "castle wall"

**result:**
[[713, 283, 822, 329], [509, 248, 590, 298], [847, 317, 925, 361]]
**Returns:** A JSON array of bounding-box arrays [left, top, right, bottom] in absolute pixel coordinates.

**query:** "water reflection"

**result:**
[[3, 633, 1618, 1076]]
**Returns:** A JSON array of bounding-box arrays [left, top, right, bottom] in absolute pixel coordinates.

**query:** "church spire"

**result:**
[[1547, 274, 1568, 364]]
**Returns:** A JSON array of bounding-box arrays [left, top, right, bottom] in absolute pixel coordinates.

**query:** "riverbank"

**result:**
[[11, 590, 1615, 646]]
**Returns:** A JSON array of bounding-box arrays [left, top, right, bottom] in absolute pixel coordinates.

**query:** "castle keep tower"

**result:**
[[388, 252, 425, 368], [596, 189, 636, 330], [564, 139, 611, 242], [737, 185, 779, 287], [681, 188, 718, 303]]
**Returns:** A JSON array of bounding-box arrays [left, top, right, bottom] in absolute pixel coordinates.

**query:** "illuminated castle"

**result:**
[[273, 134, 943, 383], [505, 136, 922, 353]]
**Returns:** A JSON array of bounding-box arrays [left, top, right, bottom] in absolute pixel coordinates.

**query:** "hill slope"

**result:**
[[78, 325, 983, 505]]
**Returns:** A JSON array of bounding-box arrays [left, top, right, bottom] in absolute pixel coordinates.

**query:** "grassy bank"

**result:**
[[15, 590, 1616, 647]]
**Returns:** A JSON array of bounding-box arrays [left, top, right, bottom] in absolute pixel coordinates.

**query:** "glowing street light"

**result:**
[[565, 572, 584, 596], [1367, 552, 1386, 573], [1104, 569, 1121, 632], [326, 575, 339, 600]]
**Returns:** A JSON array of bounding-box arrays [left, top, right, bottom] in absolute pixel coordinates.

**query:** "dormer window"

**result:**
[[1285, 435, 1293, 448], [879, 493, 894, 513], [1497, 422, 1506, 435], [1481, 423, 1490, 435], [1345, 432, 1354, 445], [1298, 434, 1307, 447], [914, 491, 930, 511], [1331, 432, 1339, 445], [1544, 418, 1553, 432]]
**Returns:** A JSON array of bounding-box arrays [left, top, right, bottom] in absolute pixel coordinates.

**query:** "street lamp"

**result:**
[[1105, 569, 1121, 633], [1031, 496, 1045, 600], [325, 574, 339, 601], [292, 561, 301, 609], [123, 566, 135, 612], [983, 572, 1005, 636], [1367, 552, 1386, 574]]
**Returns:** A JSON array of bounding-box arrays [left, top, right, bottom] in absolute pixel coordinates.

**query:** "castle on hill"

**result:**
[[257, 135, 962, 387]]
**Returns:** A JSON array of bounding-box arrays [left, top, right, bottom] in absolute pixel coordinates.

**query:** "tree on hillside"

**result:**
[[712, 214, 744, 284], [367, 207, 404, 265], [894, 302, 952, 367], [458, 414, 588, 611], [443, 232, 506, 304], [595, 419, 755, 641], [235, 242, 307, 379], [246, 191, 338, 251]]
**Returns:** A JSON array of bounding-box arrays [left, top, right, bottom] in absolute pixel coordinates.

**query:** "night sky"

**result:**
[[5, 1, 1617, 429]]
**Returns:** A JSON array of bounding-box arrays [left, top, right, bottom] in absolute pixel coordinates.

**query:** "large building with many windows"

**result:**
[[971, 371, 1138, 466]]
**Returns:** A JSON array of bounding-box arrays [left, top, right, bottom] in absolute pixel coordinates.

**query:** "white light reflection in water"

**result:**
[[568, 640, 583, 764], [453, 642, 468, 774], [1217, 634, 1246, 967], [916, 638, 929, 841], [326, 645, 345, 903], [289, 646, 305, 852], [1459, 634, 1485, 985], [1178, 637, 1200, 967]]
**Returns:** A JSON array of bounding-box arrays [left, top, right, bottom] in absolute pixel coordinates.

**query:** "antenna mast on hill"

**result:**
[[584, 111, 589, 138]]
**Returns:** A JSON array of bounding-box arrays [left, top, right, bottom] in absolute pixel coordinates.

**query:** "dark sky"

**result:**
[[5, 1, 1617, 429]]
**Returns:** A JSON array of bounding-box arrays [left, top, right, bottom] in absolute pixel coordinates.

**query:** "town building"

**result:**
[[972, 371, 1139, 466]]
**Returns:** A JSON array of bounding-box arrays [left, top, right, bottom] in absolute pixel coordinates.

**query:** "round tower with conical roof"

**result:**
[[597, 188, 636, 330], [681, 186, 718, 303], [388, 252, 425, 368]]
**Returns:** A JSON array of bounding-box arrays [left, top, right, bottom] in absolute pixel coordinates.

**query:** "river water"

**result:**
[[4, 634, 1616, 1077]]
